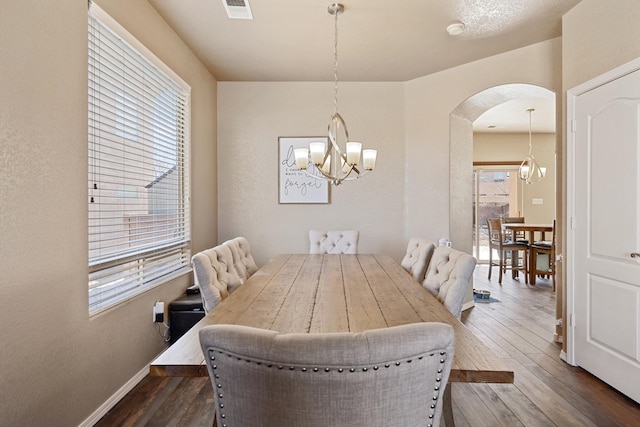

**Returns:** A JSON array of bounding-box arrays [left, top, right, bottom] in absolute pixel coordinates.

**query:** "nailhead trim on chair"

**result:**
[[207, 348, 449, 426]]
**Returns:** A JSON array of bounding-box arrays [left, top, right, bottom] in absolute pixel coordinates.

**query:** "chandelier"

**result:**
[[293, 3, 377, 186], [518, 108, 546, 184]]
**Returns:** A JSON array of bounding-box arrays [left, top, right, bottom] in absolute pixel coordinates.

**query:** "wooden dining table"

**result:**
[[503, 223, 553, 285], [151, 253, 514, 426]]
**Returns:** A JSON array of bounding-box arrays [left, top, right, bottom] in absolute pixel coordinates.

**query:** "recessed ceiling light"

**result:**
[[446, 21, 465, 36]]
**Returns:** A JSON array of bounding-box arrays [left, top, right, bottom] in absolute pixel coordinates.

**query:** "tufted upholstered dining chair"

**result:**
[[422, 247, 477, 319], [401, 237, 437, 282], [191, 245, 239, 313], [223, 236, 259, 283], [199, 322, 454, 427], [309, 230, 359, 254]]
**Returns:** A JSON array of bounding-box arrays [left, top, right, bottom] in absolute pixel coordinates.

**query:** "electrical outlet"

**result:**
[[153, 301, 165, 323]]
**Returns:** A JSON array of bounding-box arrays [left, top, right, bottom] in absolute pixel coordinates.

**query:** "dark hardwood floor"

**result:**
[[95, 265, 640, 426]]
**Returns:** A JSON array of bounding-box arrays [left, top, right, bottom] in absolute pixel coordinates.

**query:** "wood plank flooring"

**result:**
[[95, 265, 640, 426]]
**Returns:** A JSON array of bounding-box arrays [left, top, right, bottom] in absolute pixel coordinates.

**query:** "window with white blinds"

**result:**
[[88, 5, 191, 315]]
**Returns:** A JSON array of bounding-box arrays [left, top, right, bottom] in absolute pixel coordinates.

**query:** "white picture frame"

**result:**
[[278, 136, 330, 204]]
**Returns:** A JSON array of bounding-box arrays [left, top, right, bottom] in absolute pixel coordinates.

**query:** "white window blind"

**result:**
[[88, 5, 191, 315]]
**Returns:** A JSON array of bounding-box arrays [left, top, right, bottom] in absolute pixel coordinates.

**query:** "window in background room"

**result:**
[[472, 166, 521, 263], [88, 4, 191, 315]]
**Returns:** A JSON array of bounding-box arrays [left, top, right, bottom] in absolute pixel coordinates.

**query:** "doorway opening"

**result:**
[[450, 83, 560, 341], [449, 83, 557, 255], [472, 164, 522, 263]]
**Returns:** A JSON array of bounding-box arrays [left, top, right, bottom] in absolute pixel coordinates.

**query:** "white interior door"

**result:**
[[569, 63, 640, 403]]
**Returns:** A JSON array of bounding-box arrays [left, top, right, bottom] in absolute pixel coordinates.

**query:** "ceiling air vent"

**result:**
[[222, 0, 253, 20]]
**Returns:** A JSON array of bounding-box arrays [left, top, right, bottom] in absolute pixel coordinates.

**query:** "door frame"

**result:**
[[566, 55, 640, 367]]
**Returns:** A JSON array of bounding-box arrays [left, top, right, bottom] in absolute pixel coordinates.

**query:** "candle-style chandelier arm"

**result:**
[[297, 161, 373, 186], [328, 113, 361, 175]]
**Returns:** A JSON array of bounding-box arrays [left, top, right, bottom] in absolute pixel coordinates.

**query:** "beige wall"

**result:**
[[474, 132, 556, 223], [217, 82, 406, 265], [217, 41, 561, 266], [561, 0, 640, 347], [563, 0, 640, 91], [405, 38, 561, 253], [0, 1, 217, 425]]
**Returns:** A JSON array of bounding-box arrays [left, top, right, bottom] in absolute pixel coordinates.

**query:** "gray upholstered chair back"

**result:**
[[191, 246, 234, 313], [401, 237, 436, 282], [423, 247, 477, 319], [309, 230, 359, 254], [223, 236, 259, 281], [200, 322, 455, 427]]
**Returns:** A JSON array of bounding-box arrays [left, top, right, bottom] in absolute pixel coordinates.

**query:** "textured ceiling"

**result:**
[[148, 0, 581, 82], [147, 0, 579, 131]]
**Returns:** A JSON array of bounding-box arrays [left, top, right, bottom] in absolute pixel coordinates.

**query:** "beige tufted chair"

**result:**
[[223, 236, 259, 283], [200, 322, 454, 427], [214, 244, 244, 294], [401, 237, 436, 282], [191, 245, 238, 313], [309, 230, 359, 254], [422, 247, 477, 319]]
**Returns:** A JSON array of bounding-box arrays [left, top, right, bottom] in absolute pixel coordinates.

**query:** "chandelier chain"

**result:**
[[528, 108, 533, 154]]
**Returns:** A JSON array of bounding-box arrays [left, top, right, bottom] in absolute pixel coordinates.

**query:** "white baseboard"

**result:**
[[79, 363, 149, 427], [559, 350, 567, 362]]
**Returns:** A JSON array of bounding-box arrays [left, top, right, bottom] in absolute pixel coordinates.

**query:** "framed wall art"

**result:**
[[278, 136, 330, 204]]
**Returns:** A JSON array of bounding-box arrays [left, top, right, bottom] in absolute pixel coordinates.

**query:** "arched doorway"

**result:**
[[449, 83, 556, 256]]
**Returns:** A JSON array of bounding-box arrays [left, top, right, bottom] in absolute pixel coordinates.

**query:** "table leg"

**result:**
[[507, 229, 518, 279], [529, 230, 536, 286], [443, 382, 455, 427]]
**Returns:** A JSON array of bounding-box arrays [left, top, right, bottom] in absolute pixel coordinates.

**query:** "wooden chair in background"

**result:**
[[502, 216, 528, 243], [530, 220, 556, 290], [502, 217, 529, 279], [487, 218, 529, 285]]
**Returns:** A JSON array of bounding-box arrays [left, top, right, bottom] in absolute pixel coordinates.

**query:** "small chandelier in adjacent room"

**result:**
[[293, 3, 377, 186], [518, 108, 546, 184]]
